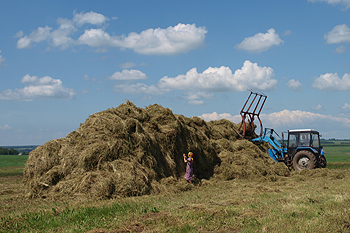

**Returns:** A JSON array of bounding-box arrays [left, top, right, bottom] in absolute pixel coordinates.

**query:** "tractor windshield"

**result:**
[[299, 133, 310, 146]]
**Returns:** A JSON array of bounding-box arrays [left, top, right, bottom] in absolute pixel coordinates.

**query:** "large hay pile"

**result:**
[[23, 101, 289, 199]]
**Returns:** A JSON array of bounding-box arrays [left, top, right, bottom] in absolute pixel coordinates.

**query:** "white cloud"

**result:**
[[335, 45, 346, 53], [0, 74, 76, 101], [77, 28, 116, 47], [185, 91, 214, 100], [342, 103, 350, 109], [235, 28, 284, 53], [286, 79, 302, 91], [118, 23, 207, 55], [188, 100, 205, 105], [109, 69, 148, 80], [17, 26, 52, 49], [72, 11, 109, 26], [184, 91, 214, 105], [312, 73, 350, 90], [309, 0, 350, 9], [0, 51, 5, 68], [200, 112, 241, 123], [324, 24, 350, 44], [158, 60, 277, 92], [113, 83, 168, 95], [0, 124, 11, 130], [201, 110, 350, 127], [51, 18, 77, 49], [283, 30, 292, 36], [17, 11, 110, 50], [118, 62, 137, 69], [78, 23, 207, 55], [312, 104, 323, 110], [17, 13, 207, 55], [200, 109, 350, 138], [15, 30, 23, 38]]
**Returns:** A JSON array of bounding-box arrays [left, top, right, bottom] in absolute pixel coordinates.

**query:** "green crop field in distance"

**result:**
[[322, 143, 350, 169], [0, 155, 28, 168], [0, 154, 28, 177]]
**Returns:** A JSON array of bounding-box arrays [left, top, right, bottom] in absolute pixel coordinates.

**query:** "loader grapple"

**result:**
[[238, 91, 267, 139]]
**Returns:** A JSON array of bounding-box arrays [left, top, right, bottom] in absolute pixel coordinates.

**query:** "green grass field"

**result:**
[[1, 143, 350, 232], [0, 155, 28, 177], [323, 144, 350, 169]]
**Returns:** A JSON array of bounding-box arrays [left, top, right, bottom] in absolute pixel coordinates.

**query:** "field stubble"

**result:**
[[1, 167, 350, 232]]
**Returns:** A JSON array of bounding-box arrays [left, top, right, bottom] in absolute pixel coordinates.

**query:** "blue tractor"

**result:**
[[236, 91, 326, 171], [252, 128, 327, 171]]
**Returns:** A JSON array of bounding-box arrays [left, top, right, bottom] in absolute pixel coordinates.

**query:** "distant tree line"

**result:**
[[0, 147, 19, 155]]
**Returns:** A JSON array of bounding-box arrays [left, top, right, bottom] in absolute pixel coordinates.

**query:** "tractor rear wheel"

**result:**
[[292, 150, 317, 171]]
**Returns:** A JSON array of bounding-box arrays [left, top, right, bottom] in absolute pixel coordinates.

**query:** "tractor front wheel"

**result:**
[[292, 150, 317, 171]]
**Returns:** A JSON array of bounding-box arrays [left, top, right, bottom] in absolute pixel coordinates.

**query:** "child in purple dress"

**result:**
[[183, 152, 194, 184]]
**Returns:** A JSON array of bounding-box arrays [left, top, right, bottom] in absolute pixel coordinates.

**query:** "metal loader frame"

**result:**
[[237, 91, 267, 139]]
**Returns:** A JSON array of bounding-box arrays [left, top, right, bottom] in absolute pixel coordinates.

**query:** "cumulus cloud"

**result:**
[[342, 103, 350, 109], [335, 45, 346, 53], [116, 23, 207, 55], [0, 74, 76, 101], [235, 28, 284, 53], [188, 100, 205, 105], [72, 11, 109, 26], [312, 73, 350, 90], [201, 110, 350, 127], [118, 62, 137, 69], [77, 28, 116, 47], [185, 91, 214, 100], [158, 60, 277, 92], [184, 91, 214, 105], [17, 26, 52, 49], [308, 0, 350, 9], [50, 18, 77, 49], [17, 11, 110, 50], [0, 50, 5, 68], [283, 30, 292, 36], [200, 112, 241, 123], [263, 110, 350, 128], [286, 79, 302, 91], [200, 109, 350, 138], [113, 83, 168, 95], [0, 124, 11, 130], [324, 24, 350, 44], [78, 23, 207, 55], [17, 12, 206, 55], [312, 104, 323, 110], [108, 69, 148, 80], [15, 30, 23, 38]]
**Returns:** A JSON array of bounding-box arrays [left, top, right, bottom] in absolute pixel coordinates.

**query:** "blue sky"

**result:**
[[1, 0, 350, 146]]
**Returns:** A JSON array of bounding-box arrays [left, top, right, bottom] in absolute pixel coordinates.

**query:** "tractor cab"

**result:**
[[286, 129, 326, 170], [287, 129, 321, 149]]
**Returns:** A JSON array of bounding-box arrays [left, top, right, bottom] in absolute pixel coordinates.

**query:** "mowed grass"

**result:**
[[323, 145, 350, 169], [0, 155, 28, 177], [1, 146, 350, 232]]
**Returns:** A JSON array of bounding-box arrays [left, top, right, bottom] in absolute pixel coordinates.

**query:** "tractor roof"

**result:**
[[288, 129, 319, 133]]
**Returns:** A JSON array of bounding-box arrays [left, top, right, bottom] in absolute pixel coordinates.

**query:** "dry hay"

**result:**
[[23, 101, 290, 199]]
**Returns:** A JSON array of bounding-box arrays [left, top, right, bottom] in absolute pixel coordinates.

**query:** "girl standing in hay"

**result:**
[[183, 152, 194, 184]]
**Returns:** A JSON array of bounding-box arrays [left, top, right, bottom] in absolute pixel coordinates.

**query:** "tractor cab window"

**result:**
[[289, 134, 298, 147], [311, 133, 320, 148], [299, 133, 310, 147]]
